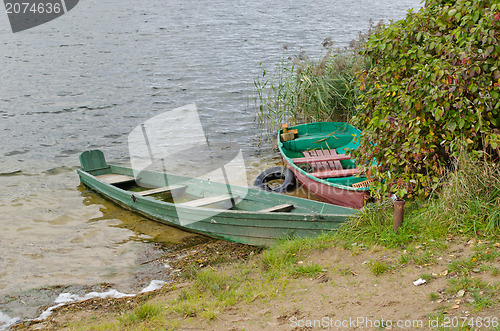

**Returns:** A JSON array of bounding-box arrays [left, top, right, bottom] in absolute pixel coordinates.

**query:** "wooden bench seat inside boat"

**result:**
[[310, 168, 360, 179], [258, 204, 295, 213], [292, 154, 351, 164], [180, 195, 238, 208], [301, 150, 359, 178], [136, 185, 187, 197], [97, 174, 135, 185]]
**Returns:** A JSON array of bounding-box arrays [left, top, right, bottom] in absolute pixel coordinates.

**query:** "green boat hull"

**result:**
[[77, 150, 357, 246]]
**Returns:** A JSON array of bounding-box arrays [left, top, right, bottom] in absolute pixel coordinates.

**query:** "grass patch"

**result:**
[[259, 234, 337, 278], [333, 152, 499, 251], [447, 276, 487, 294], [429, 292, 440, 302], [370, 261, 389, 276], [469, 289, 494, 311], [398, 253, 410, 265], [119, 303, 162, 325], [290, 263, 324, 277], [419, 273, 435, 283], [449, 257, 478, 275], [410, 249, 437, 266]]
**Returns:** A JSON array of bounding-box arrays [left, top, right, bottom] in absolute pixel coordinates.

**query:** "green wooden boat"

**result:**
[[77, 150, 357, 246], [279, 122, 372, 209]]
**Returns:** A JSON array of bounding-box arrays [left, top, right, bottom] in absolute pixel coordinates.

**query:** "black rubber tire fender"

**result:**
[[253, 166, 297, 193]]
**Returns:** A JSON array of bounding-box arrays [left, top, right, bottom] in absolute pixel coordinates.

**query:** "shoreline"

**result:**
[[7, 239, 259, 330], [11, 235, 500, 330]]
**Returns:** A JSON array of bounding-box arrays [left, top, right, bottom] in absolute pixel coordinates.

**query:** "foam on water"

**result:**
[[0, 280, 167, 329], [0, 312, 20, 331]]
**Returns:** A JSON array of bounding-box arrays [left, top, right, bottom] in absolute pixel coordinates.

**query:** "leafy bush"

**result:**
[[353, 0, 500, 198]]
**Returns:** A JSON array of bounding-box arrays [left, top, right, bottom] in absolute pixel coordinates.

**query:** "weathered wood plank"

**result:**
[[136, 185, 187, 197], [259, 204, 295, 213], [180, 195, 237, 208], [325, 149, 343, 170], [313, 150, 332, 171], [302, 151, 322, 172], [293, 153, 350, 164], [97, 174, 135, 184], [310, 168, 359, 179]]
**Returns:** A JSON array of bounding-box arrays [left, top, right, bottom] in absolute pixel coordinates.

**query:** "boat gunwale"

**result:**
[[77, 167, 355, 218]]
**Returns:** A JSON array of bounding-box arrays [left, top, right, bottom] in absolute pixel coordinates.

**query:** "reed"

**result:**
[[255, 49, 366, 135], [254, 25, 378, 136]]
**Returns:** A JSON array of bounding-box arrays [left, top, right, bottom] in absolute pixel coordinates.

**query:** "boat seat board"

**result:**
[[97, 174, 135, 185], [292, 154, 351, 164], [258, 204, 295, 213], [80, 150, 109, 173], [302, 151, 323, 172], [310, 168, 359, 179], [136, 185, 187, 196], [180, 195, 238, 208], [303, 149, 344, 172], [320, 149, 343, 170]]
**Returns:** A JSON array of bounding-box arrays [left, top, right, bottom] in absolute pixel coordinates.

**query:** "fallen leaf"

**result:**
[[457, 290, 465, 297]]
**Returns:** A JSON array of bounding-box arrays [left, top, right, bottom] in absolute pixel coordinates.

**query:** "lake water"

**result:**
[[0, 0, 422, 326]]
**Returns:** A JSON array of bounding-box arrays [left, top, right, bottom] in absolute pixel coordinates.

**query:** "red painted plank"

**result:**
[[324, 149, 343, 170], [313, 150, 332, 171], [293, 153, 350, 164], [302, 151, 321, 172], [310, 168, 360, 179]]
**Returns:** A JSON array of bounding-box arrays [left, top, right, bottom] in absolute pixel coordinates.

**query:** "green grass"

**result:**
[[290, 263, 324, 277], [429, 292, 440, 301], [419, 273, 435, 283], [333, 153, 500, 252], [119, 304, 162, 325], [470, 289, 494, 311], [449, 257, 478, 275], [370, 261, 389, 276], [398, 253, 410, 265], [447, 276, 487, 294]]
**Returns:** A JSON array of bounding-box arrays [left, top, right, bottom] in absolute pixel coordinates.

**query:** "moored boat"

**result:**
[[77, 150, 357, 246], [278, 122, 372, 209]]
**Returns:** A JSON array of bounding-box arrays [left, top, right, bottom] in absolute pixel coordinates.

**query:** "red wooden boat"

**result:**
[[278, 122, 372, 209]]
